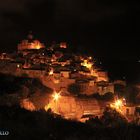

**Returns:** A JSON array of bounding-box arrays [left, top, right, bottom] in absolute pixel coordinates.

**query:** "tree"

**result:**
[[101, 107, 128, 127]]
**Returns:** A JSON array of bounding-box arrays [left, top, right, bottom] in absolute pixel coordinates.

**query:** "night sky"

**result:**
[[0, 0, 140, 82]]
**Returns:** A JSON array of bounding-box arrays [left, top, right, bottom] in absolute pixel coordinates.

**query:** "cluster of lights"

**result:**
[[81, 59, 93, 69], [80, 57, 100, 78]]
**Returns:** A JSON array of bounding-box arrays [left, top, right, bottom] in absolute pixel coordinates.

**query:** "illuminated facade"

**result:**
[[45, 95, 102, 120], [17, 33, 45, 52], [0, 34, 121, 122]]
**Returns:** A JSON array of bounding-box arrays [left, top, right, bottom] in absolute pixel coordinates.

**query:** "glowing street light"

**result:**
[[52, 91, 61, 101], [110, 99, 125, 113], [52, 91, 61, 114], [114, 100, 123, 109], [89, 56, 92, 60], [49, 68, 54, 75], [17, 64, 20, 68], [35, 45, 41, 49]]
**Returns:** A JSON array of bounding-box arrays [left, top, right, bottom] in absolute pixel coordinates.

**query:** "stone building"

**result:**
[[96, 71, 108, 82], [17, 33, 45, 53], [46, 95, 102, 120], [97, 83, 114, 95], [122, 105, 136, 116]]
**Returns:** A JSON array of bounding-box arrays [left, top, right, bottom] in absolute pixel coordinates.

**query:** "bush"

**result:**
[[101, 107, 128, 127]]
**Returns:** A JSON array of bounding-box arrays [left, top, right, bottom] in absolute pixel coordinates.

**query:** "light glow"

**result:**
[[52, 91, 61, 101], [81, 59, 93, 69], [35, 45, 41, 49], [114, 100, 123, 109], [110, 99, 125, 113], [49, 68, 54, 75], [17, 64, 20, 68]]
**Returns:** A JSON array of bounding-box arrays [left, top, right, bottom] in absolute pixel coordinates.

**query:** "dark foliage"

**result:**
[[86, 107, 127, 128], [0, 106, 140, 140], [101, 107, 128, 127], [0, 73, 53, 108], [0, 73, 52, 96]]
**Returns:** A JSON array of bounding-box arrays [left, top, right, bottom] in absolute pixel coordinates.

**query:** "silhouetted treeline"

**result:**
[[0, 105, 140, 140], [0, 73, 52, 96], [0, 73, 53, 109]]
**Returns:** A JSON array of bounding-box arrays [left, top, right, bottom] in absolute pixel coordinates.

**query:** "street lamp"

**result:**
[[110, 99, 124, 112], [114, 100, 123, 110], [52, 91, 61, 113], [52, 91, 61, 101], [49, 68, 54, 75]]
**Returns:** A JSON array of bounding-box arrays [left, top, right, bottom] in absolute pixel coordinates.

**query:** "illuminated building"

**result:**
[[0, 33, 126, 122], [49, 69, 53, 75], [60, 42, 67, 48], [45, 95, 102, 121], [81, 59, 93, 70], [17, 33, 45, 52]]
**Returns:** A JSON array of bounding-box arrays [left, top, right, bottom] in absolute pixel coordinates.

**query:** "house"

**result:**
[[122, 105, 136, 116]]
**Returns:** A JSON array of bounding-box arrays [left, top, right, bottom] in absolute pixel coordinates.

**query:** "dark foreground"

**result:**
[[0, 106, 140, 140]]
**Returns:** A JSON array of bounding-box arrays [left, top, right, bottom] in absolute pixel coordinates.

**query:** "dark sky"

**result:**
[[0, 0, 140, 81]]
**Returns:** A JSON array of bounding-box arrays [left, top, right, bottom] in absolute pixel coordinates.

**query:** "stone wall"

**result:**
[[47, 96, 102, 120]]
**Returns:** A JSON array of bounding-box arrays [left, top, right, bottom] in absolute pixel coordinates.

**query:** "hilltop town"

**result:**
[[0, 33, 139, 122], [0, 33, 114, 95]]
